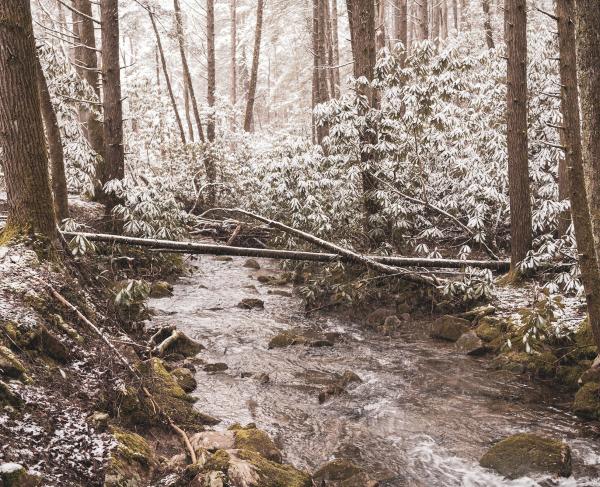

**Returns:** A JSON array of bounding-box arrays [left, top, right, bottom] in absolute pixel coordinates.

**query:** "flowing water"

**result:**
[[150, 255, 600, 486]]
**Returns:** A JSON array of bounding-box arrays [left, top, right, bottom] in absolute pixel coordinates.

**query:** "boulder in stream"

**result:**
[[149, 281, 173, 298], [172, 367, 197, 392], [204, 363, 229, 373], [455, 331, 488, 356], [364, 308, 397, 329], [230, 423, 283, 463], [237, 298, 265, 310], [313, 459, 378, 487], [104, 427, 157, 487], [429, 315, 470, 342], [479, 433, 572, 479], [268, 331, 308, 349], [243, 259, 261, 270], [572, 381, 600, 419]]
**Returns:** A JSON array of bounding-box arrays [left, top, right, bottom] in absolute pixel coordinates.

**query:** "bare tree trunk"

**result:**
[[323, 0, 336, 98], [346, 0, 383, 243], [376, 0, 387, 50], [244, 0, 265, 132], [482, 0, 495, 49], [149, 10, 187, 145], [432, 1, 440, 41], [0, 0, 58, 241], [452, 0, 458, 31], [230, 0, 237, 106], [100, 0, 125, 210], [575, 0, 600, 250], [36, 57, 70, 222], [416, 0, 429, 40], [556, 0, 600, 350], [394, 0, 408, 53], [184, 83, 194, 142], [504, 0, 532, 269], [331, 0, 341, 97], [173, 0, 205, 143], [207, 0, 216, 142], [441, 0, 448, 39]]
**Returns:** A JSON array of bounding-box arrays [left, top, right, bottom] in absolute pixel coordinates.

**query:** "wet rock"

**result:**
[[429, 315, 470, 342], [172, 367, 197, 392], [318, 383, 346, 404], [268, 290, 293, 297], [378, 316, 402, 336], [0, 463, 42, 487], [254, 373, 270, 384], [0, 380, 22, 408], [197, 449, 311, 487], [268, 331, 308, 349], [237, 298, 264, 310], [153, 330, 204, 359], [572, 318, 598, 360], [230, 424, 282, 463], [458, 305, 496, 321], [87, 411, 110, 432], [204, 363, 229, 373], [214, 256, 233, 262], [479, 433, 572, 479], [149, 281, 174, 299], [556, 365, 584, 391], [455, 331, 488, 356], [365, 308, 397, 328], [573, 382, 600, 419], [243, 259, 261, 270], [475, 318, 503, 343], [313, 459, 377, 487], [0, 345, 26, 379], [310, 339, 334, 348], [104, 427, 157, 487], [491, 351, 557, 378], [579, 356, 600, 385], [190, 431, 236, 453], [340, 370, 362, 386], [257, 274, 291, 286]]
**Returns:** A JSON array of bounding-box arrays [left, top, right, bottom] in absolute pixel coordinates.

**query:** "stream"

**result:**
[[149, 255, 600, 486]]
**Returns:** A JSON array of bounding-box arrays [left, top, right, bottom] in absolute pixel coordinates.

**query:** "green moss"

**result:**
[[475, 320, 502, 342], [0, 380, 22, 408], [0, 345, 26, 379], [480, 433, 572, 479], [112, 428, 154, 467], [235, 449, 312, 487], [313, 459, 363, 481], [573, 318, 598, 360], [49, 314, 83, 343], [268, 332, 307, 349], [573, 382, 600, 419], [492, 351, 557, 378], [231, 424, 282, 463], [204, 449, 231, 472], [104, 428, 156, 487], [556, 366, 584, 391]]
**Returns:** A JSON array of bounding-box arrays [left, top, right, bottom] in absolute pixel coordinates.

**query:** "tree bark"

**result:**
[[575, 0, 600, 250], [313, 0, 330, 144], [230, 0, 237, 106], [244, 0, 265, 132], [149, 9, 187, 145], [207, 0, 216, 142], [184, 82, 195, 142], [330, 0, 341, 97], [394, 0, 408, 60], [173, 0, 205, 143], [36, 57, 70, 222], [416, 0, 429, 40], [376, 0, 387, 50], [504, 0, 532, 269], [441, 0, 448, 39], [452, 0, 458, 31], [556, 0, 600, 350], [0, 0, 58, 241], [346, 0, 383, 243], [482, 0, 495, 49]]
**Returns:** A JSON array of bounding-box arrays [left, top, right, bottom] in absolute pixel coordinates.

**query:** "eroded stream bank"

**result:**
[[150, 255, 600, 486]]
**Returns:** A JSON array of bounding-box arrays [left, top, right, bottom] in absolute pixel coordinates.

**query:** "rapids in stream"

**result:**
[[149, 255, 600, 486]]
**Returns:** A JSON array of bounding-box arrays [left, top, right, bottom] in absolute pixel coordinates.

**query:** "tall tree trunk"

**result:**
[[417, 0, 429, 40], [441, 0, 448, 39], [394, 0, 408, 53], [312, 0, 330, 144], [452, 0, 458, 31], [482, 0, 495, 49], [73, 0, 105, 198], [504, 0, 532, 268], [376, 0, 387, 50], [432, 1, 440, 41], [556, 0, 600, 350], [207, 0, 216, 142], [331, 0, 341, 97], [184, 83, 195, 142], [0, 0, 58, 241], [149, 10, 186, 145], [173, 0, 205, 143], [36, 57, 70, 222], [244, 0, 265, 132], [323, 0, 336, 98], [575, 0, 600, 250], [100, 0, 125, 210], [230, 0, 237, 106], [346, 0, 383, 243]]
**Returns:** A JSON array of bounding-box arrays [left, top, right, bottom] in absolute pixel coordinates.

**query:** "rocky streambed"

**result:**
[[148, 254, 600, 486]]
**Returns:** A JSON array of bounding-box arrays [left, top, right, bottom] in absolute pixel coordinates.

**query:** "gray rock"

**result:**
[[455, 331, 488, 356], [149, 281, 173, 298], [0, 463, 42, 487], [237, 298, 264, 310], [243, 259, 261, 270]]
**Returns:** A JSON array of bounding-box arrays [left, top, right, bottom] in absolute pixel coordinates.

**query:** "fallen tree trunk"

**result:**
[[61, 231, 511, 271]]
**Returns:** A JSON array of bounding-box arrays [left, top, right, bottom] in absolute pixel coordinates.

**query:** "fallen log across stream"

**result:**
[[61, 231, 511, 272]]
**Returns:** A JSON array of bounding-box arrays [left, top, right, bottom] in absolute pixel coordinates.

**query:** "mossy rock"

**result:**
[[0, 463, 42, 487], [492, 351, 557, 378], [573, 318, 598, 360], [0, 345, 26, 380], [200, 449, 311, 487], [429, 315, 470, 342], [104, 427, 157, 487], [573, 382, 600, 419], [118, 358, 218, 428], [20, 325, 70, 363], [0, 380, 22, 408], [268, 332, 308, 349], [149, 281, 173, 299], [243, 259, 261, 270], [237, 298, 264, 310], [475, 320, 502, 343], [313, 459, 375, 486], [556, 366, 584, 391], [230, 424, 282, 463], [455, 331, 488, 356], [172, 367, 197, 393], [49, 314, 83, 343], [480, 433, 572, 479]]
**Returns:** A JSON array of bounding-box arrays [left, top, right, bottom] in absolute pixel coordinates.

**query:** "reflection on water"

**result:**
[[150, 255, 600, 486]]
